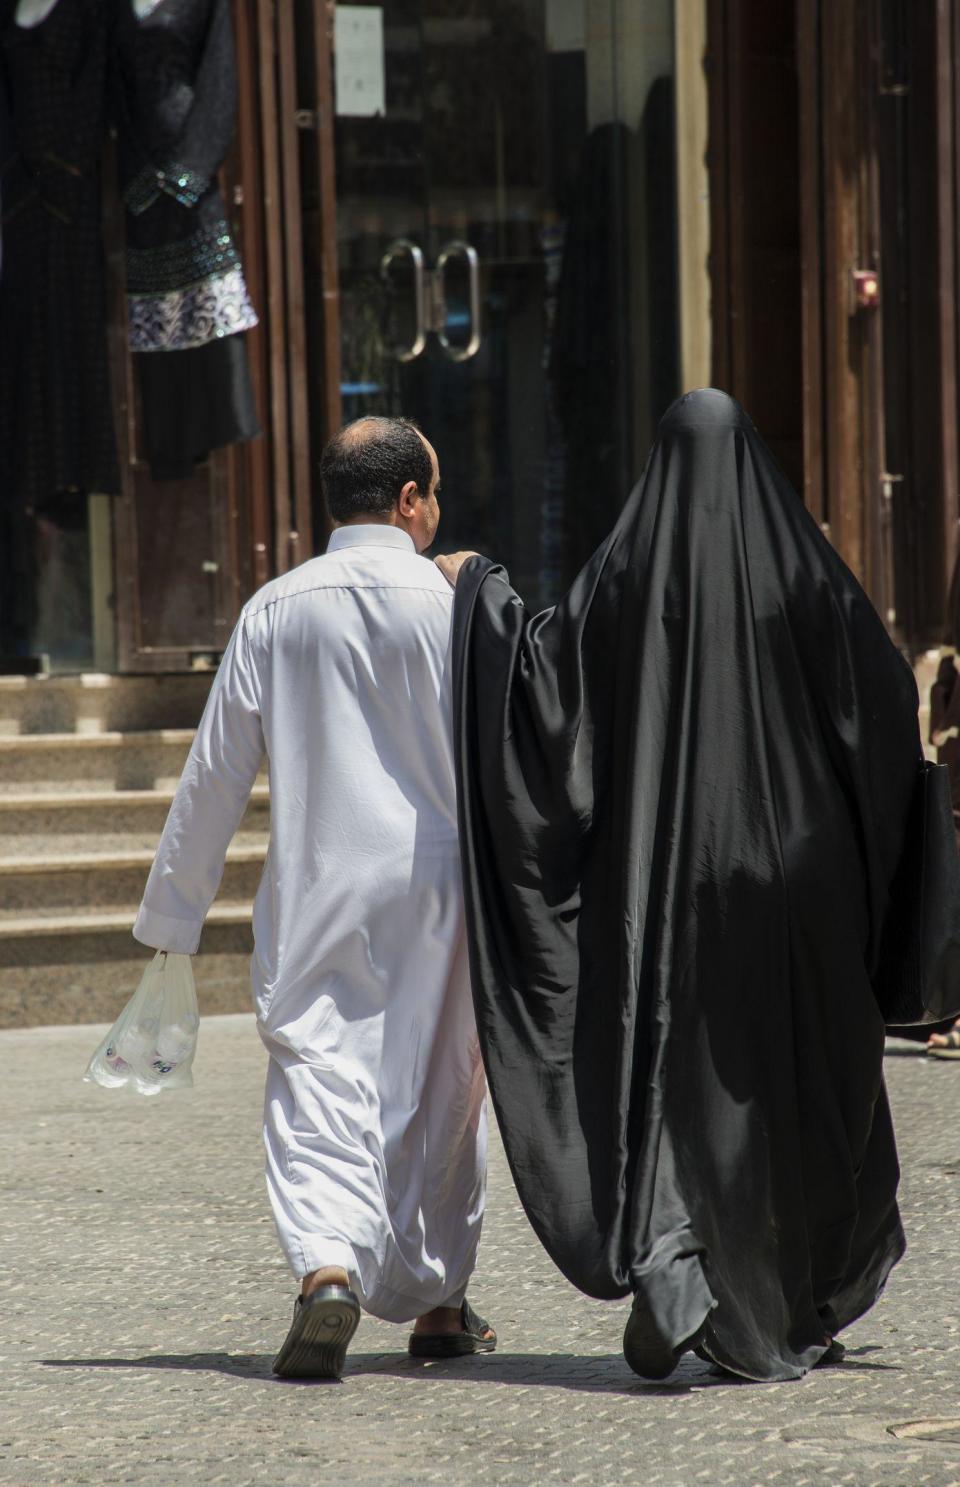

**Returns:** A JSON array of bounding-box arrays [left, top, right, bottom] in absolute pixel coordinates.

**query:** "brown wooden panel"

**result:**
[[860, 0, 886, 619], [309, 0, 343, 484], [706, 0, 733, 393], [816, 0, 888, 608], [796, 0, 824, 527], [874, 0, 959, 649], [706, 0, 804, 496], [277, 0, 313, 566], [294, 0, 342, 551], [936, 0, 959, 616], [257, 0, 293, 574], [131, 470, 219, 652], [233, 0, 273, 596]]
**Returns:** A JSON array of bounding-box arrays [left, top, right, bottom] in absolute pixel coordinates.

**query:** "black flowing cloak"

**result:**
[[452, 389, 922, 1382]]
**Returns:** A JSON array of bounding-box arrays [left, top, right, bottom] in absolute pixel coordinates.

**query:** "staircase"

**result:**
[[0, 674, 266, 1029], [1, 654, 933, 1033]]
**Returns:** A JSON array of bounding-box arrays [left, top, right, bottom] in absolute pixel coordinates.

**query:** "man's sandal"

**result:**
[[408, 1299, 497, 1358], [273, 1284, 361, 1379], [928, 1027, 960, 1060]]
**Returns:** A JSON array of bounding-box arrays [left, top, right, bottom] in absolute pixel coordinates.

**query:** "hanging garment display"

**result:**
[[0, 0, 119, 519], [114, 0, 259, 481]]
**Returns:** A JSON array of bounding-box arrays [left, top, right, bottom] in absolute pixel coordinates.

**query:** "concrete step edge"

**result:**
[[0, 784, 270, 812], [0, 673, 206, 692], [0, 902, 252, 940], [0, 728, 197, 751], [0, 844, 267, 875]]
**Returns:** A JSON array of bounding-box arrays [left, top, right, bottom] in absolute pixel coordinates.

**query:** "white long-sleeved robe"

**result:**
[[133, 524, 487, 1322]]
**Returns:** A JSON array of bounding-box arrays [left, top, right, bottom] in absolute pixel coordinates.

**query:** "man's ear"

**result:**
[[398, 480, 420, 518]]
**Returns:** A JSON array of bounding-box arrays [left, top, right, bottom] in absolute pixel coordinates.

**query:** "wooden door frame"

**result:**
[[306, 0, 343, 512], [795, 1, 825, 530], [249, 0, 342, 572], [797, 1, 886, 607], [936, 0, 959, 624], [709, 0, 888, 610], [233, 0, 273, 597], [705, 0, 739, 397]]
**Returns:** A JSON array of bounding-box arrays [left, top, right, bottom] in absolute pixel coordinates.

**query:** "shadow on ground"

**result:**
[[38, 1346, 897, 1394]]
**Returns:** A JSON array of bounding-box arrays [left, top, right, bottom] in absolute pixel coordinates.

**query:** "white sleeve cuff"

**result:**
[[132, 903, 204, 956]]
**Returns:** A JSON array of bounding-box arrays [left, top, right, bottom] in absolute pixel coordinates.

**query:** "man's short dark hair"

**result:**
[[320, 417, 433, 522]]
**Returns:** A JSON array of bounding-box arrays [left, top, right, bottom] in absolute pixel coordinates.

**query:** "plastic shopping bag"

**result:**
[[84, 951, 199, 1097]]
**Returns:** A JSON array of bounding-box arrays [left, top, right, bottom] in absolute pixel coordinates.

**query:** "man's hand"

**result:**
[[435, 551, 480, 588]]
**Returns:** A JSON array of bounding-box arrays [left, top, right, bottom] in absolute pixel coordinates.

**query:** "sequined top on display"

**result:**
[[113, 0, 258, 352]]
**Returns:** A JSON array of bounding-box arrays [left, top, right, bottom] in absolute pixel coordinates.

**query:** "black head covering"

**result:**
[[452, 388, 921, 1381]]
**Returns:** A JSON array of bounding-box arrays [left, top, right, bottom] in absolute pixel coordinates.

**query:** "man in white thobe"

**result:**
[[133, 417, 492, 1378]]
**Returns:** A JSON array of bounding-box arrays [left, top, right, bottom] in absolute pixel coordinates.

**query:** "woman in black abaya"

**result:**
[[447, 389, 921, 1382]]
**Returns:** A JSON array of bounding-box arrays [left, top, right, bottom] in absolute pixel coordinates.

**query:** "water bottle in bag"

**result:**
[[84, 951, 199, 1096]]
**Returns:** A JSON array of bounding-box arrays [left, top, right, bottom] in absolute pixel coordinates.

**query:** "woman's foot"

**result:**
[[815, 1337, 846, 1366], [623, 1291, 708, 1380], [928, 1018, 960, 1058]]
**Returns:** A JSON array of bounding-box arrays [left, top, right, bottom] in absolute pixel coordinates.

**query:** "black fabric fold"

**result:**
[[135, 333, 258, 480], [452, 388, 921, 1381]]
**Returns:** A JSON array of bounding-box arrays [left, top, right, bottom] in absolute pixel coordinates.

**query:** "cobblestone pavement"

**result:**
[[2, 1017, 960, 1487]]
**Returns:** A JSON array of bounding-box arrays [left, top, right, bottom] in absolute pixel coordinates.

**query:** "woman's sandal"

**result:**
[[408, 1298, 497, 1358], [623, 1291, 708, 1379], [928, 1025, 960, 1059]]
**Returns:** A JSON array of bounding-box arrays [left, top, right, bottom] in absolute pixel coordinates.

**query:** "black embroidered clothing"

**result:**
[[0, 0, 119, 511], [113, 0, 259, 478]]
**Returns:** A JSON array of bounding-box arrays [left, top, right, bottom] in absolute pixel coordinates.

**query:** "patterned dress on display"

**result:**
[[113, 0, 260, 480]]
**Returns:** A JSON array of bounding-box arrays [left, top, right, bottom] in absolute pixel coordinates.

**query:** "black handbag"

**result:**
[[875, 760, 960, 1026]]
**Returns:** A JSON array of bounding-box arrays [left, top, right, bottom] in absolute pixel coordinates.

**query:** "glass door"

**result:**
[[332, 0, 679, 606]]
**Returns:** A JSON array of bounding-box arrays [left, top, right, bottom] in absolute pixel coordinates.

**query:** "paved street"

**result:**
[[2, 1015, 959, 1487]]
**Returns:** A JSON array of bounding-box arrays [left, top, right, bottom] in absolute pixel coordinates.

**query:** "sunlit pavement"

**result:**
[[2, 1016, 959, 1486]]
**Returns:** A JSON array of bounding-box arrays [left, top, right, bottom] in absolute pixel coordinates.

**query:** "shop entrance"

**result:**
[[329, 0, 680, 606], [1, 0, 683, 675]]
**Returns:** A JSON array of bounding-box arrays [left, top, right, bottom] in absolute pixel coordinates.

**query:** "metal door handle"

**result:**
[[380, 239, 427, 362], [436, 240, 481, 362]]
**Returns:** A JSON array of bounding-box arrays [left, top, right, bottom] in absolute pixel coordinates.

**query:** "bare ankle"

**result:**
[[301, 1265, 350, 1298], [413, 1304, 463, 1335]]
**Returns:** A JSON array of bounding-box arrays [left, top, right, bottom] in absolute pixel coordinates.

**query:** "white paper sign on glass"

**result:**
[[334, 5, 386, 118]]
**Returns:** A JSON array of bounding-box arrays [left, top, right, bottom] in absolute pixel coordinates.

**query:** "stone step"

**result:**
[[0, 900, 251, 940], [0, 729, 253, 794], [0, 785, 270, 857], [0, 905, 253, 1028], [0, 844, 266, 918], [0, 672, 213, 736]]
